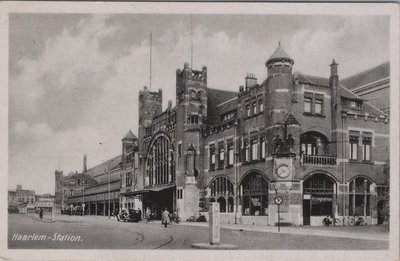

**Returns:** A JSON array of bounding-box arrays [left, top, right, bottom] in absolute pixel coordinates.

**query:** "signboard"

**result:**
[[274, 196, 283, 205]]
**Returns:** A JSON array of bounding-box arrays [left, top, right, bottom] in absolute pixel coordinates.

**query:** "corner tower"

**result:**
[[138, 86, 162, 154], [175, 62, 208, 219]]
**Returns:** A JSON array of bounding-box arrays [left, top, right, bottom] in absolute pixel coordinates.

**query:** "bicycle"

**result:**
[[323, 216, 341, 226], [347, 216, 366, 226]]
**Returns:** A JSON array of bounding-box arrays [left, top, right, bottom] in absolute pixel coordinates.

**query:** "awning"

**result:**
[[120, 184, 176, 197]]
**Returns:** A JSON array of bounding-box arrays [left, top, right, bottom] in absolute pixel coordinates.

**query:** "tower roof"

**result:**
[[122, 130, 138, 141], [267, 43, 293, 64]]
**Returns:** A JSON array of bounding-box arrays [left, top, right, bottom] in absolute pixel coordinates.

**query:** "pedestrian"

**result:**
[[39, 208, 43, 220], [162, 208, 170, 228], [138, 208, 142, 221], [146, 207, 151, 222]]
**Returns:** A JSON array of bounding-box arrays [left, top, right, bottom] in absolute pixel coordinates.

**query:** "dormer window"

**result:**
[[350, 100, 363, 110]]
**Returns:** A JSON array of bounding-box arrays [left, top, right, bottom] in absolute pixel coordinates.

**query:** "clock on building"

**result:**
[[277, 165, 290, 179]]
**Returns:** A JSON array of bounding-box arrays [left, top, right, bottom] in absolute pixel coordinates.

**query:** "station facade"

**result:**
[[119, 44, 390, 226], [59, 44, 390, 226]]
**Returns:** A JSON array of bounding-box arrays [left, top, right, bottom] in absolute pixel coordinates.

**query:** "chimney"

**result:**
[[83, 154, 87, 174], [245, 73, 257, 89], [329, 59, 339, 108]]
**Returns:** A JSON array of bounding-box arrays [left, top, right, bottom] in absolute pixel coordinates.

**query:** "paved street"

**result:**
[[8, 213, 388, 250]]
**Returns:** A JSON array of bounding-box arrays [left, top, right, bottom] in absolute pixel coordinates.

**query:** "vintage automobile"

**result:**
[[118, 209, 141, 222]]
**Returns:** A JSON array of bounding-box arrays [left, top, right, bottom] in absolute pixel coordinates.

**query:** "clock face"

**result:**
[[277, 165, 290, 179]]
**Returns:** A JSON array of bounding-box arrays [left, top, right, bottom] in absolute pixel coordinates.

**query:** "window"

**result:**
[[241, 173, 268, 216], [146, 136, 173, 186], [218, 142, 225, 169], [349, 178, 371, 216], [188, 115, 198, 124], [178, 143, 182, 157], [227, 140, 234, 166], [251, 138, 258, 161], [260, 136, 266, 158], [349, 134, 359, 160], [177, 189, 183, 199], [126, 171, 133, 186], [252, 102, 257, 115], [259, 100, 264, 113], [350, 100, 363, 110], [246, 105, 251, 117], [208, 176, 234, 213], [362, 134, 372, 161], [244, 140, 250, 162], [315, 99, 323, 114], [304, 97, 312, 113], [209, 144, 216, 170]]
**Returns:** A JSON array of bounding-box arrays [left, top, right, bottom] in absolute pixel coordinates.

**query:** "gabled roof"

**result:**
[[296, 73, 330, 87], [122, 130, 138, 141], [340, 62, 390, 89], [207, 88, 238, 126], [285, 114, 300, 126]]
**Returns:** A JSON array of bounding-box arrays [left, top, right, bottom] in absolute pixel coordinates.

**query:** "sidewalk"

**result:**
[[177, 221, 389, 242]]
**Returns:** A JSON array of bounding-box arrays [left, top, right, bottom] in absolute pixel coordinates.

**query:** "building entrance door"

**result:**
[[143, 187, 174, 219], [303, 199, 311, 225]]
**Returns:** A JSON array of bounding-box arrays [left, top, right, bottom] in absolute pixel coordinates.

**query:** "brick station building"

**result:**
[[58, 44, 390, 226], [118, 44, 390, 226]]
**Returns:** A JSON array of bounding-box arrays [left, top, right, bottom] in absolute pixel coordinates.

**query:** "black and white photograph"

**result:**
[[2, 2, 399, 261]]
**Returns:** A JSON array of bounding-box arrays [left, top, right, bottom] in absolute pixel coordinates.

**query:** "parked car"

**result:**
[[118, 209, 141, 222], [8, 205, 19, 214]]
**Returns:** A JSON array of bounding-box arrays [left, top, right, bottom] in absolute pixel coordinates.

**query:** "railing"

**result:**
[[302, 155, 337, 166]]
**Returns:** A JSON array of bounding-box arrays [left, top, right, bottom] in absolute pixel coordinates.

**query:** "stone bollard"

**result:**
[[191, 202, 238, 249], [209, 202, 220, 245]]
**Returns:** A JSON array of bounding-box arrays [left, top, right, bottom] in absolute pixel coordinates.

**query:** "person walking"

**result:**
[[39, 208, 43, 220], [162, 208, 170, 228], [145, 207, 151, 223]]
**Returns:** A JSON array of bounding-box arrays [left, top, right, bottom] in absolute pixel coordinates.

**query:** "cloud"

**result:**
[[10, 15, 119, 131]]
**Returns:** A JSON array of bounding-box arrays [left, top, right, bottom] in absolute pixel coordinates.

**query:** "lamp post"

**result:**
[[108, 160, 111, 218], [234, 120, 239, 224], [82, 180, 85, 216]]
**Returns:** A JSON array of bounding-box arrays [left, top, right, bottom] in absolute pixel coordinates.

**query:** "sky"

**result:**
[[9, 14, 389, 194]]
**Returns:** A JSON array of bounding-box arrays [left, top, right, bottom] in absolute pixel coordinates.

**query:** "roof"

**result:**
[[207, 88, 238, 126], [340, 62, 390, 89], [297, 73, 330, 87], [122, 130, 138, 141], [85, 155, 122, 179], [295, 72, 386, 116], [267, 44, 293, 63]]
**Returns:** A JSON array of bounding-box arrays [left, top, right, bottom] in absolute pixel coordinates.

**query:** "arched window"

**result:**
[[209, 176, 234, 196], [300, 131, 329, 156], [240, 172, 268, 216], [217, 197, 226, 212], [146, 135, 174, 186], [349, 177, 372, 216], [208, 176, 234, 213], [228, 197, 234, 213], [303, 173, 335, 223]]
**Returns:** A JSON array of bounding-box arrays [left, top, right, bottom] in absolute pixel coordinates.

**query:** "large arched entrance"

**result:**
[[240, 171, 268, 216], [303, 173, 336, 225]]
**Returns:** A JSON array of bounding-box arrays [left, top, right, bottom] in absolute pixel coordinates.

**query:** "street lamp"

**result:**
[[99, 142, 111, 218], [234, 119, 239, 224], [108, 160, 111, 218], [81, 180, 86, 216]]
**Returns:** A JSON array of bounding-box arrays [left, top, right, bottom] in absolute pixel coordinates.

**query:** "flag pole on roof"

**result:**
[[150, 33, 152, 90]]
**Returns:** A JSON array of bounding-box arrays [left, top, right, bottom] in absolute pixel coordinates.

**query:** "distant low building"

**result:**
[[8, 185, 36, 213]]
